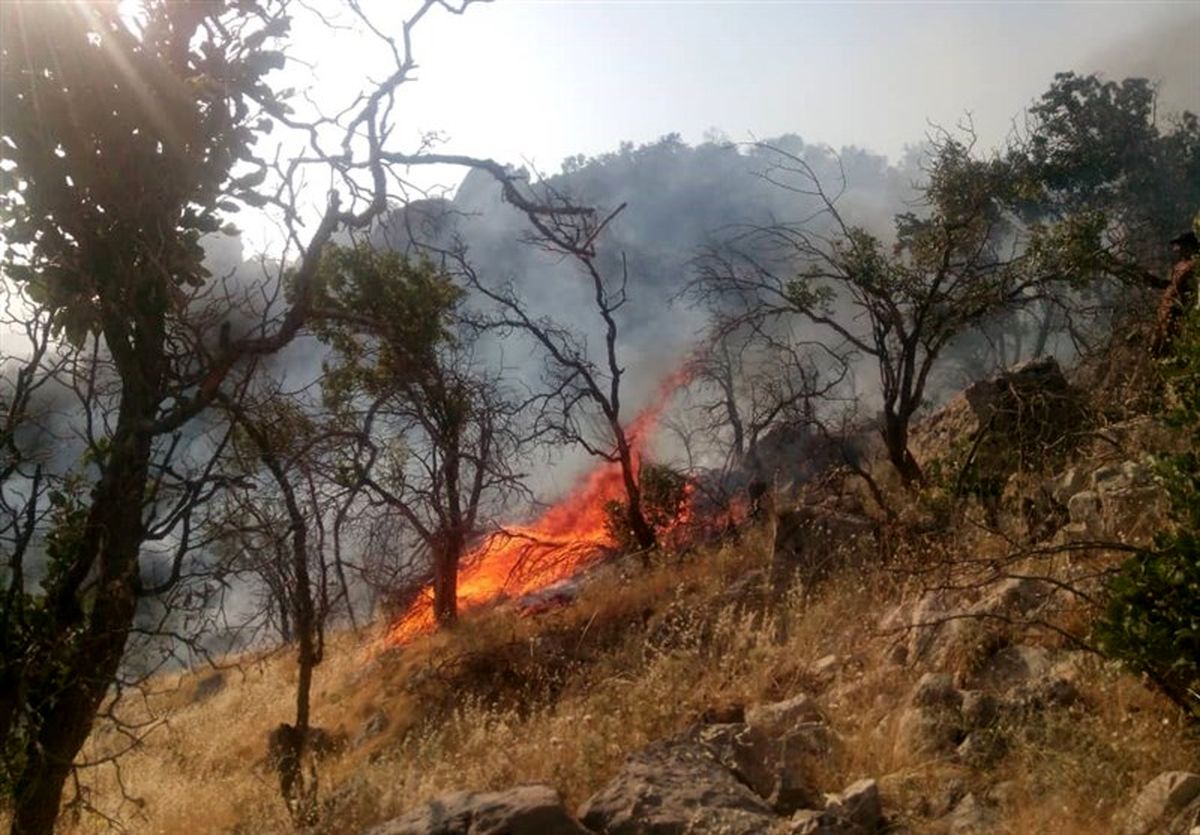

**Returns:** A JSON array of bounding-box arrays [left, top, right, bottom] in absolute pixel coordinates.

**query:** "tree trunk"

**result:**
[[882, 412, 923, 487], [432, 531, 463, 627], [609, 427, 656, 560], [12, 413, 153, 835]]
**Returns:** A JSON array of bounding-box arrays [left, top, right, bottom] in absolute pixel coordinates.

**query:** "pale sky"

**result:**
[[297, 0, 1200, 172], [221, 0, 1200, 256]]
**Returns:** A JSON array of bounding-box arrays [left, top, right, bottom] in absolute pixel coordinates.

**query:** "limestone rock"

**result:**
[[696, 721, 825, 814], [1122, 772, 1200, 835], [746, 694, 825, 738], [959, 691, 1000, 729], [788, 809, 865, 834], [811, 655, 840, 679], [695, 723, 781, 806], [894, 674, 964, 758], [970, 644, 1052, 692], [578, 738, 777, 835], [969, 578, 1048, 620], [944, 793, 998, 834], [911, 673, 962, 709], [823, 779, 882, 832], [1007, 673, 1082, 711], [955, 730, 1006, 768], [364, 785, 589, 835]]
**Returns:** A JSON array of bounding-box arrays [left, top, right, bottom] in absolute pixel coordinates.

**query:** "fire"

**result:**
[[384, 367, 692, 645]]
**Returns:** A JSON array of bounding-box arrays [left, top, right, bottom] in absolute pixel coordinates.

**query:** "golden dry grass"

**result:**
[[10, 417, 1199, 834]]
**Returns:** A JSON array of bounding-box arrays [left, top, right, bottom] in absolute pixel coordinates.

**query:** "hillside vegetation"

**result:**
[[40, 301, 1200, 835]]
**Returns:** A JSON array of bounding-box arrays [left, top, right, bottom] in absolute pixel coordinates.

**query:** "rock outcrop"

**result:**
[[363, 785, 589, 835], [1121, 772, 1200, 835], [578, 738, 778, 834]]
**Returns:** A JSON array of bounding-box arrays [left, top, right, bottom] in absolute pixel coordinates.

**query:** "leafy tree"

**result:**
[[314, 244, 529, 627], [1017, 72, 1200, 261], [692, 131, 1108, 485]]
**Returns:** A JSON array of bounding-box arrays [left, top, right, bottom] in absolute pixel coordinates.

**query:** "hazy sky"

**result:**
[[303, 0, 1200, 174]]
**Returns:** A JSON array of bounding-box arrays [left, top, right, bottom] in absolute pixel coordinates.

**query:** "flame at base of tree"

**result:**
[[384, 367, 693, 646]]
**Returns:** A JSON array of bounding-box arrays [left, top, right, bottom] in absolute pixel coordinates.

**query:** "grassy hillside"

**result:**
[[17, 333, 1200, 835]]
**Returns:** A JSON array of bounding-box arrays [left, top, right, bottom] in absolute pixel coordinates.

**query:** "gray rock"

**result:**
[[1067, 490, 1103, 531], [955, 730, 1006, 768], [969, 578, 1048, 619], [578, 738, 778, 834], [747, 694, 824, 738], [1122, 772, 1200, 835], [784, 723, 836, 757], [893, 707, 962, 759], [910, 674, 962, 709], [789, 809, 865, 834], [970, 645, 1052, 692], [811, 655, 840, 678], [823, 779, 881, 832], [945, 793, 997, 834], [695, 721, 825, 814], [1166, 793, 1200, 834], [894, 674, 965, 759], [900, 592, 952, 664], [1047, 467, 1089, 505], [695, 723, 781, 805], [959, 691, 999, 729], [364, 784, 589, 835], [1007, 674, 1081, 711]]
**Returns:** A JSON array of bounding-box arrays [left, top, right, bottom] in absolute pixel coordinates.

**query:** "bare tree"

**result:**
[[439, 192, 661, 555], [219, 393, 342, 825], [684, 320, 847, 482]]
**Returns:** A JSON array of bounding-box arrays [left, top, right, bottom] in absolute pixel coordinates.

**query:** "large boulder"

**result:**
[[969, 644, 1052, 692], [914, 357, 1079, 472], [578, 738, 778, 834], [696, 719, 829, 814], [363, 785, 589, 835], [1121, 772, 1200, 835], [880, 578, 1051, 671], [696, 723, 785, 806]]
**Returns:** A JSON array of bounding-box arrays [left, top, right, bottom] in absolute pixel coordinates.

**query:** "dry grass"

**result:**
[[12, 406, 1200, 834]]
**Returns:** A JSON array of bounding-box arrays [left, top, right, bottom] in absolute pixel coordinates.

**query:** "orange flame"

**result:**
[[384, 367, 692, 645]]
